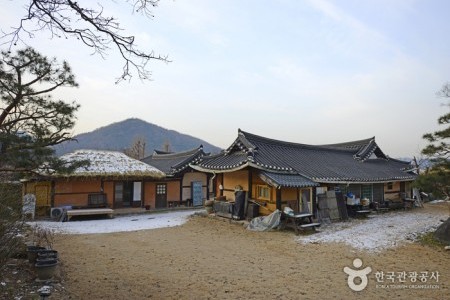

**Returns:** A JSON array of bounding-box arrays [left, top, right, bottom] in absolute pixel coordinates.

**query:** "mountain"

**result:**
[[54, 118, 222, 156]]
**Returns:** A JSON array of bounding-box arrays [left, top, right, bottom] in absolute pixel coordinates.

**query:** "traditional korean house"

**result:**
[[191, 130, 417, 216], [141, 146, 210, 208], [23, 150, 165, 215]]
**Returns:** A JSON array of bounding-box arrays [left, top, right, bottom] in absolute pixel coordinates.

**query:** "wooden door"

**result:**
[[155, 184, 167, 209], [34, 185, 49, 216], [373, 184, 384, 204], [35, 184, 51, 207], [299, 188, 312, 213], [114, 182, 124, 208], [191, 181, 203, 206], [122, 181, 133, 207], [115, 182, 134, 208]]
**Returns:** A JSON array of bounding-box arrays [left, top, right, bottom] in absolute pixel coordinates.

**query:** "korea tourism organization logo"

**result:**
[[343, 258, 372, 291], [343, 258, 441, 292]]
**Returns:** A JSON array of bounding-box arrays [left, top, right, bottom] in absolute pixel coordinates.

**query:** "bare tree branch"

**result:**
[[1, 0, 169, 83]]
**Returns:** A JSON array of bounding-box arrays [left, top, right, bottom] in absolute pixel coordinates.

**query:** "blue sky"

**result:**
[[1, 0, 449, 157]]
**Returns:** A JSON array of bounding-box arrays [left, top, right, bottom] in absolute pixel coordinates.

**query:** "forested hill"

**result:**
[[54, 118, 222, 156]]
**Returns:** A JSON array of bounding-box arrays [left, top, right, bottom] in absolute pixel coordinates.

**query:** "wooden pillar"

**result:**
[[248, 171, 253, 198], [220, 174, 224, 197], [142, 179, 146, 208], [51, 181, 55, 208], [206, 174, 210, 200], [276, 188, 281, 210], [179, 177, 183, 204], [312, 187, 317, 218]]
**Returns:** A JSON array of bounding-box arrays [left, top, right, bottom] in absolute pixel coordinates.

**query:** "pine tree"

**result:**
[[0, 47, 86, 175], [416, 83, 450, 198]]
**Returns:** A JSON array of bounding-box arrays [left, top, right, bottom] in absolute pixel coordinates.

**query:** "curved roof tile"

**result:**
[[193, 130, 416, 183], [141, 146, 206, 175]]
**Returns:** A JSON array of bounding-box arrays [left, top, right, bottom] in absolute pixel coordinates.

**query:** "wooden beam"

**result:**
[[276, 188, 281, 210]]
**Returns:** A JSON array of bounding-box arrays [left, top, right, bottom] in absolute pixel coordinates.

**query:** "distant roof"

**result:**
[[57, 150, 165, 178], [153, 149, 174, 155], [142, 146, 207, 176], [192, 129, 416, 184]]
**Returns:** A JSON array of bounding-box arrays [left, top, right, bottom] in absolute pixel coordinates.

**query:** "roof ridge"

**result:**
[[171, 149, 206, 170], [239, 130, 373, 152], [320, 137, 375, 149], [224, 130, 256, 154], [145, 146, 203, 160]]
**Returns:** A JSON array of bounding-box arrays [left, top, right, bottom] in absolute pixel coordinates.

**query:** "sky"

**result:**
[[1, 0, 450, 158]]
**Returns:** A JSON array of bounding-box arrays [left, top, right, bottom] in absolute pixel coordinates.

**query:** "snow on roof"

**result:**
[[59, 149, 165, 178]]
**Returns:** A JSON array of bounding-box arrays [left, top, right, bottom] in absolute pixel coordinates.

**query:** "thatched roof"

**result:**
[[58, 150, 165, 178]]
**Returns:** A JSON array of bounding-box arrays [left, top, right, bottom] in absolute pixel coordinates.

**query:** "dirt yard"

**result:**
[[52, 204, 450, 299]]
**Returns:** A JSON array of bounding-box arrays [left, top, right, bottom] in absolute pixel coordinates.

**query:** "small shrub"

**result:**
[[29, 225, 55, 249], [418, 232, 447, 248], [0, 181, 25, 268]]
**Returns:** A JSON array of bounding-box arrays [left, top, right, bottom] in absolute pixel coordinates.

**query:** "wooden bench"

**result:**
[[65, 194, 113, 221], [300, 223, 321, 230], [282, 213, 321, 234], [356, 210, 371, 217], [66, 208, 114, 221]]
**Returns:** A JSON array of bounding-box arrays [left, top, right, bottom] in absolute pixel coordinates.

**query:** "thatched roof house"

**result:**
[[23, 150, 167, 214]]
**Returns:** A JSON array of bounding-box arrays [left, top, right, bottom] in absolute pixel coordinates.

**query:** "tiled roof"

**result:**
[[142, 146, 207, 176], [259, 171, 319, 188], [153, 149, 173, 155], [193, 130, 416, 184]]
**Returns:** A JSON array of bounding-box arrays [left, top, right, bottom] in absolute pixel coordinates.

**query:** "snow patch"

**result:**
[[299, 210, 447, 252], [29, 210, 200, 234]]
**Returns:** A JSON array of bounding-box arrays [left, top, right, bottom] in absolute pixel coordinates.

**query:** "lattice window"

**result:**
[[361, 184, 372, 201], [156, 184, 166, 195], [256, 185, 270, 200]]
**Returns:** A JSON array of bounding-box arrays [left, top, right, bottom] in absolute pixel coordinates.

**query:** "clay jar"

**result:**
[[27, 246, 46, 263], [35, 260, 58, 281]]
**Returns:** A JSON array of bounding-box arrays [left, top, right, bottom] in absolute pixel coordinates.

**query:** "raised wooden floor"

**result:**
[[66, 208, 114, 221]]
